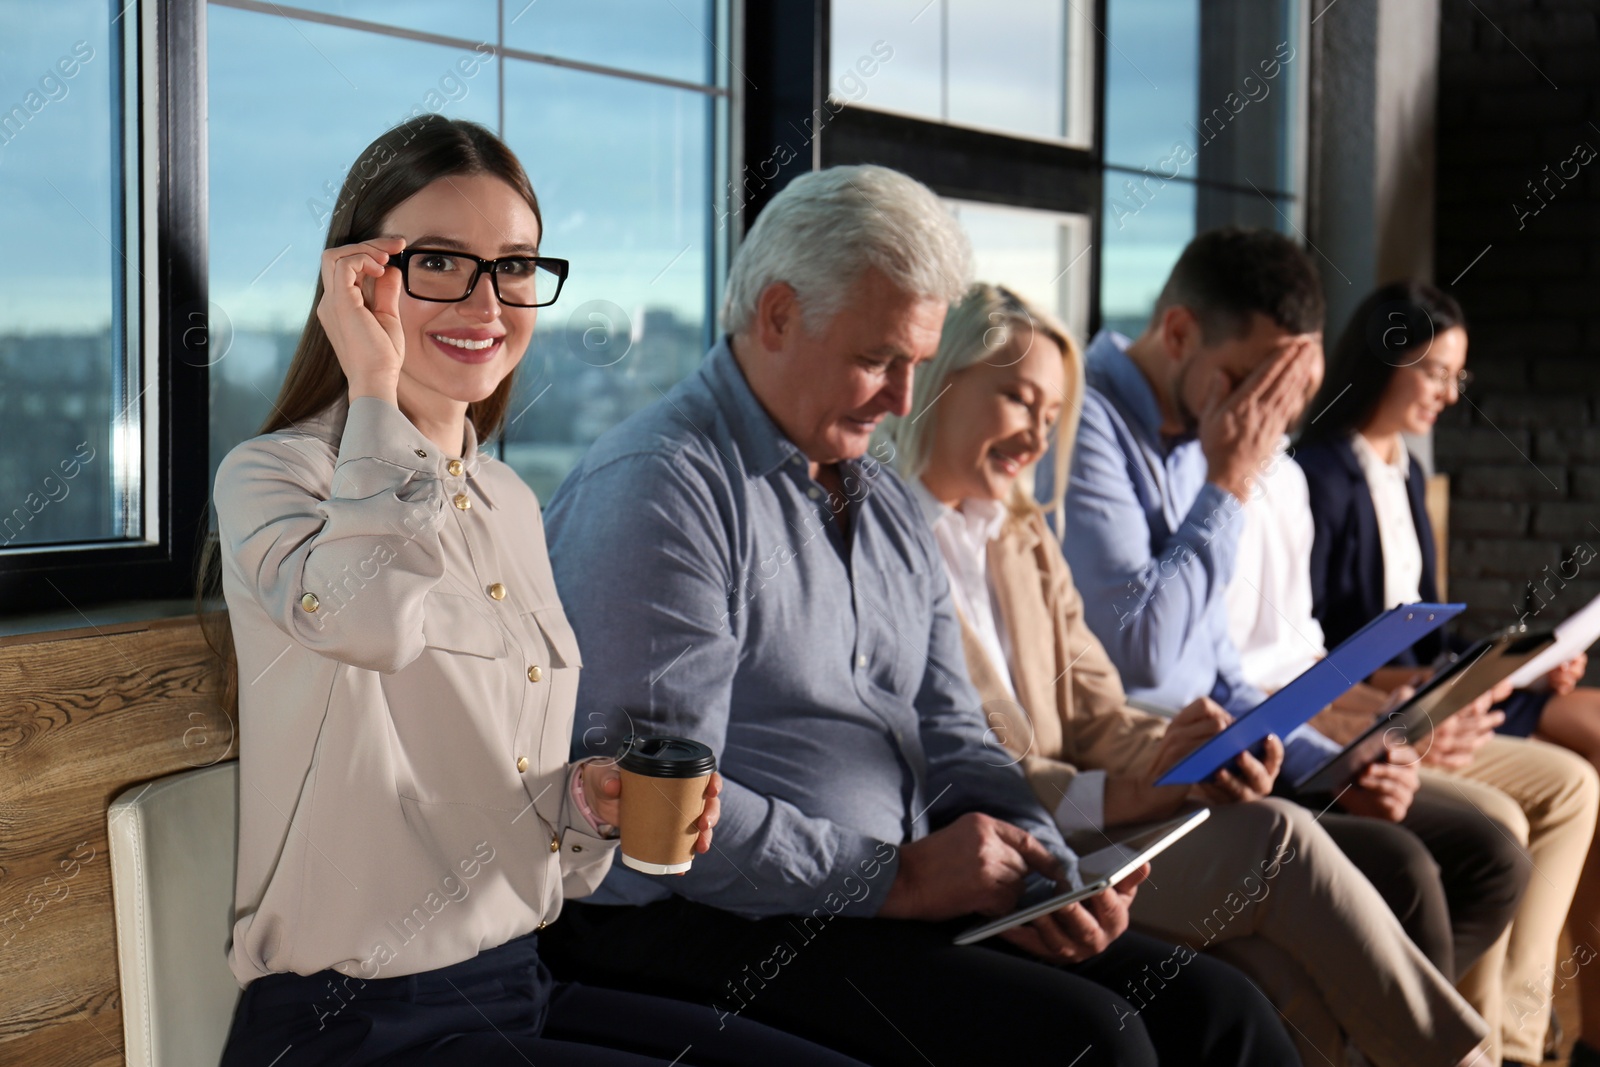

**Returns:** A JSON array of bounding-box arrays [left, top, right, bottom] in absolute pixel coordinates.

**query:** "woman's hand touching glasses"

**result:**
[[317, 235, 408, 406]]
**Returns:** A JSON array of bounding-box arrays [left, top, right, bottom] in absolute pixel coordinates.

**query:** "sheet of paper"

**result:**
[[1506, 593, 1600, 688]]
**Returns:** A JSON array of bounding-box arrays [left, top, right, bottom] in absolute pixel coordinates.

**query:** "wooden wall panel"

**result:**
[[0, 615, 235, 1064]]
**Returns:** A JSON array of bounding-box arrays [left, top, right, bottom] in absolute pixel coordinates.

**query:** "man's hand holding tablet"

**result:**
[[879, 812, 1150, 963], [998, 864, 1150, 963], [953, 811, 1211, 947]]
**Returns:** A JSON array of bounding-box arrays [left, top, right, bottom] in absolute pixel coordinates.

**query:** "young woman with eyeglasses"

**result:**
[[1297, 280, 1590, 732], [203, 115, 866, 1067], [1299, 280, 1600, 1067]]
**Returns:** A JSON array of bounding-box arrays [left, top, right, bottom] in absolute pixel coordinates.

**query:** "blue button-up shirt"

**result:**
[[1043, 331, 1338, 782], [546, 337, 1072, 919]]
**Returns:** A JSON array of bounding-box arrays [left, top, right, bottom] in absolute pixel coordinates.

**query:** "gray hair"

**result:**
[[878, 283, 1084, 520], [720, 164, 972, 335]]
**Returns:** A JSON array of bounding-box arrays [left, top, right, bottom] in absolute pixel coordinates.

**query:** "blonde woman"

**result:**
[[878, 283, 1490, 1067]]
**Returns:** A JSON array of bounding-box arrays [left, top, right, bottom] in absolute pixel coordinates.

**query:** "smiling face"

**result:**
[[921, 327, 1066, 505], [742, 266, 948, 465], [372, 172, 542, 420], [1366, 325, 1468, 436]]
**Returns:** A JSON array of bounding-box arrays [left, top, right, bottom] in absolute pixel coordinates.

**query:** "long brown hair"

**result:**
[[199, 115, 543, 718]]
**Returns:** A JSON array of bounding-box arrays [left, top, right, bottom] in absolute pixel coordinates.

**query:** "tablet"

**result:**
[[952, 809, 1211, 946], [1292, 626, 1556, 794], [1154, 604, 1463, 787]]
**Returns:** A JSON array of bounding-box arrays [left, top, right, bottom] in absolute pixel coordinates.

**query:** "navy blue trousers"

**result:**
[[219, 931, 867, 1066]]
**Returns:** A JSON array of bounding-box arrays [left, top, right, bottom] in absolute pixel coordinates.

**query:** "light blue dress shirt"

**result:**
[[546, 337, 1074, 919], [1042, 331, 1339, 783]]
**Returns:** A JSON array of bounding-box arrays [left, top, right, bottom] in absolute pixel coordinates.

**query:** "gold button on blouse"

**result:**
[[447, 459, 464, 477], [527, 665, 543, 683], [300, 593, 320, 613], [548, 835, 560, 853], [453, 492, 471, 511], [488, 582, 507, 601], [516, 755, 529, 773]]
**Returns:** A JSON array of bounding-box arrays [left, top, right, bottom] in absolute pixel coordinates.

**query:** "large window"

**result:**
[[0, 0, 1312, 613], [0, 0, 211, 609], [947, 200, 1093, 341], [206, 0, 727, 502], [825, 0, 1308, 343], [1100, 0, 1306, 336], [0, 2, 141, 551], [829, 0, 1095, 147]]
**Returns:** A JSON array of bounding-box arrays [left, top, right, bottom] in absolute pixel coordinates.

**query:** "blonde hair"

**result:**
[[878, 283, 1084, 520]]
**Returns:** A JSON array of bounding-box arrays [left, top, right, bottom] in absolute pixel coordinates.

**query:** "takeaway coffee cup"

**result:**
[[617, 735, 717, 875]]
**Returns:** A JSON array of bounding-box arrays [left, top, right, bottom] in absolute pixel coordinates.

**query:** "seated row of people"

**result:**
[[212, 115, 1597, 1067], [1044, 233, 1600, 1067], [1232, 277, 1600, 1065]]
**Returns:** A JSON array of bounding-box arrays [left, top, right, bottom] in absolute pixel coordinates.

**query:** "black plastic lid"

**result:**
[[617, 735, 717, 778]]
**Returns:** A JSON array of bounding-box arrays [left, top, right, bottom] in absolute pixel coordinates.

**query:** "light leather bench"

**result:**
[[107, 762, 241, 1067]]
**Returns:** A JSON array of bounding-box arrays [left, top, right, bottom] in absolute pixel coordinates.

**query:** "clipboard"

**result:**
[[1292, 625, 1556, 793], [952, 809, 1210, 945], [1154, 603, 1464, 787]]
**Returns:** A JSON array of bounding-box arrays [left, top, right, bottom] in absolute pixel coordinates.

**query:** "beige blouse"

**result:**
[[215, 395, 615, 987]]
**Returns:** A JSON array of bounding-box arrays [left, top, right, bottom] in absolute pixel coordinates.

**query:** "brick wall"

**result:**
[[1434, 0, 1600, 659]]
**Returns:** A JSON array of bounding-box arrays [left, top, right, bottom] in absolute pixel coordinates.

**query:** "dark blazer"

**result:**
[[1295, 436, 1444, 666]]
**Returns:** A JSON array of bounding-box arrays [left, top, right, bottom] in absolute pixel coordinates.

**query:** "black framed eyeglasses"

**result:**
[[388, 248, 569, 308]]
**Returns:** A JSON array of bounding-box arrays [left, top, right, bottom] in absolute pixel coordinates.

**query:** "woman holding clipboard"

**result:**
[[1299, 279, 1600, 1067], [205, 116, 865, 1067], [877, 283, 1489, 1067]]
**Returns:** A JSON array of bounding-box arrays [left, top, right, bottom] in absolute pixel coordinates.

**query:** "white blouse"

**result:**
[[912, 482, 1016, 699], [1349, 433, 1424, 610]]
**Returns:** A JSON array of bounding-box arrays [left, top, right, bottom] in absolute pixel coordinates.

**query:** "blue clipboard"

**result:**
[[1154, 603, 1464, 787]]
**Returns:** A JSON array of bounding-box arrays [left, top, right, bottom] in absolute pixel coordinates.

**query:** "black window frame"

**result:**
[[0, 0, 210, 614], [9, 0, 1288, 616], [740, 0, 1109, 335]]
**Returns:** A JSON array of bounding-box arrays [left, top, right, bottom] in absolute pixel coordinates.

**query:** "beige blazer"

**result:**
[[956, 506, 1169, 814], [215, 395, 614, 987]]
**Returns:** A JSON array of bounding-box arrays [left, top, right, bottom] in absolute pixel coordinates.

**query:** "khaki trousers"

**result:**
[[1427, 736, 1599, 1063], [1126, 797, 1487, 1067]]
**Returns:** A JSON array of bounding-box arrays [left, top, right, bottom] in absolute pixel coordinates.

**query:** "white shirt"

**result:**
[[1226, 438, 1327, 690], [913, 481, 1107, 831], [912, 482, 1016, 699], [1349, 433, 1424, 610]]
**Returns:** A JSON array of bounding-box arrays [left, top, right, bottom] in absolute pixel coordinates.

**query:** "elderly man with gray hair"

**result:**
[[540, 165, 1297, 1066]]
